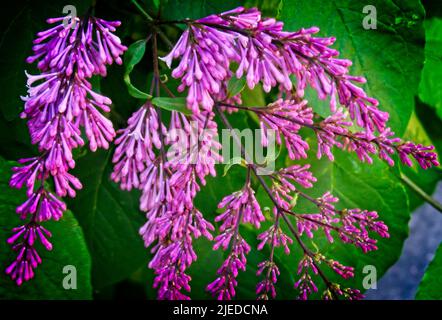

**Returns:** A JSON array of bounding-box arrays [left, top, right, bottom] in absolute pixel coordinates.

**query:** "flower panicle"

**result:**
[[7, 15, 126, 286], [161, 7, 390, 135]]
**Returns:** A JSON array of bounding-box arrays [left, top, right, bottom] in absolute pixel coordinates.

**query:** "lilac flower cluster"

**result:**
[[158, 3, 439, 297], [163, 7, 389, 134], [7, 4, 438, 299], [258, 99, 313, 160], [112, 95, 221, 298], [295, 191, 390, 253], [206, 181, 262, 299], [314, 108, 440, 168], [8, 5, 432, 300], [7, 15, 126, 285]]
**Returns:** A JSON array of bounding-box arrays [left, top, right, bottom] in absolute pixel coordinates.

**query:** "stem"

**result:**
[[214, 103, 252, 163], [154, 19, 193, 25], [131, 0, 153, 21], [400, 172, 442, 213], [159, 79, 176, 97], [156, 29, 174, 49], [152, 33, 167, 164]]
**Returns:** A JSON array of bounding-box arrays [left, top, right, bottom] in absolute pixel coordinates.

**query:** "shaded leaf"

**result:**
[[227, 77, 247, 99], [0, 158, 92, 299], [123, 39, 152, 99], [67, 149, 148, 289]]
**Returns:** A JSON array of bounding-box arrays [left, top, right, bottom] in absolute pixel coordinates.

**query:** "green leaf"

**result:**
[[0, 0, 90, 121], [0, 158, 92, 299], [416, 242, 442, 299], [153, 0, 161, 10], [123, 39, 152, 99], [279, 0, 425, 135], [418, 18, 442, 120], [241, 85, 266, 126], [159, 0, 247, 20], [67, 149, 148, 289], [151, 97, 192, 114], [244, 0, 282, 17], [227, 77, 247, 99]]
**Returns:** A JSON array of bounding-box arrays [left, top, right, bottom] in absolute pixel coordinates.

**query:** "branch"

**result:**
[[400, 172, 442, 213]]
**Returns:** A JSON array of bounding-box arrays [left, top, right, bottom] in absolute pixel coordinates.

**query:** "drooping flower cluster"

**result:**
[[207, 181, 261, 299], [6, 4, 435, 300], [111, 90, 222, 298], [312, 107, 440, 169], [258, 99, 313, 160], [162, 7, 390, 134], [7, 15, 126, 285]]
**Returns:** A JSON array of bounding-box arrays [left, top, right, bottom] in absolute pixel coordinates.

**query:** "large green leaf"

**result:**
[[419, 18, 442, 120], [67, 149, 148, 289], [245, 0, 282, 17], [159, 0, 247, 20], [279, 0, 425, 135], [416, 242, 442, 299], [0, 158, 92, 299]]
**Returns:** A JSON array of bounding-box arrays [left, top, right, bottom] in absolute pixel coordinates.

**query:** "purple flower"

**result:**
[[258, 99, 312, 160], [160, 28, 237, 113], [111, 105, 221, 299], [215, 185, 264, 231], [6, 223, 52, 286], [323, 285, 364, 300], [326, 259, 354, 279], [277, 164, 317, 189], [16, 188, 66, 222], [208, 182, 259, 299], [7, 14, 125, 286], [207, 238, 251, 300], [397, 142, 440, 169], [257, 224, 293, 254], [112, 104, 164, 191], [295, 255, 319, 300], [28, 17, 126, 75], [316, 109, 352, 160], [161, 7, 391, 133], [256, 260, 280, 299]]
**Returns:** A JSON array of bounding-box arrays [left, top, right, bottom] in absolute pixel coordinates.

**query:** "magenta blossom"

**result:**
[[7, 14, 126, 286]]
